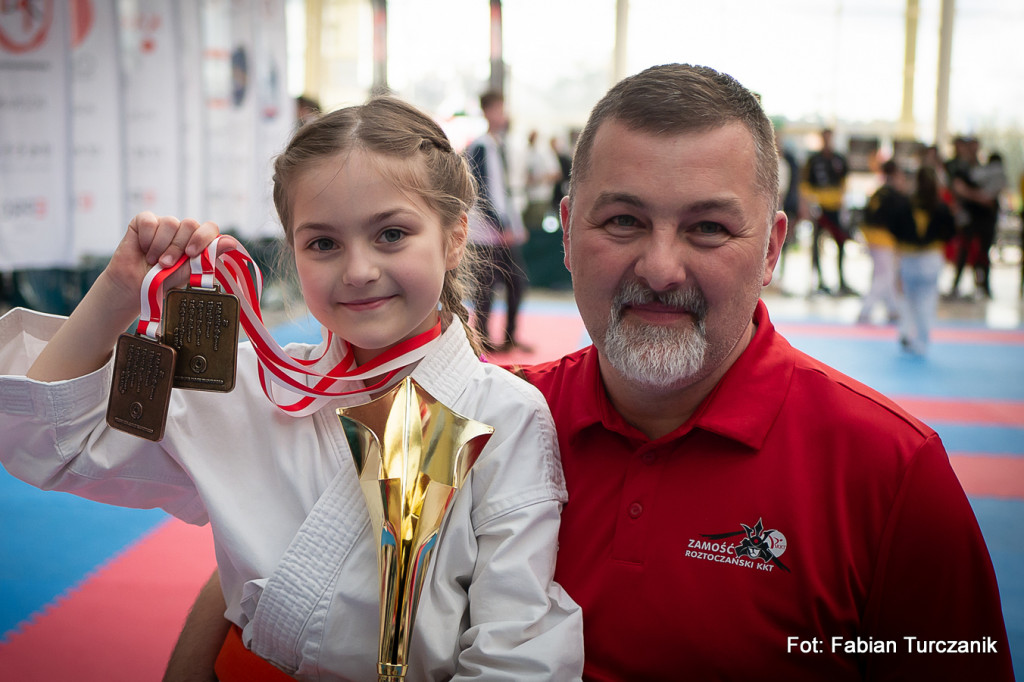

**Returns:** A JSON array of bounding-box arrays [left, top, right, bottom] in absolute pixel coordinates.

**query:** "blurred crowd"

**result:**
[[772, 126, 1019, 355]]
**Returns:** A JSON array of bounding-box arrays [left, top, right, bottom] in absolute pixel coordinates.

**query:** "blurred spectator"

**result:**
[[522, 130, 561, 231], [857, 160, 904, 325], [296, 95, 321, 127], [919, 145, 952, 204], [946, 137, 1001, 299], [802, 128, 856, 296], [896, 166, 957, 354], [774, 134, 802, 289], [465, 91, 532, 353], [550, 136, 573, 213]]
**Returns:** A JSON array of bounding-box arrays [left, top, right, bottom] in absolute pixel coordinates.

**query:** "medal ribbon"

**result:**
[[137, 254, 189, 339], [139, 237, 443, 417]]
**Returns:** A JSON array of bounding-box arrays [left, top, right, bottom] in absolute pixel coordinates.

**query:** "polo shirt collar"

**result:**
[[689, 300, 792, 450], [558, 343, 612, 439], [568, 299, 791, 451]]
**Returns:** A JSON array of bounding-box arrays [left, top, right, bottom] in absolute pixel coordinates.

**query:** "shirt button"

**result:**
[[628, 502, 644, 518]]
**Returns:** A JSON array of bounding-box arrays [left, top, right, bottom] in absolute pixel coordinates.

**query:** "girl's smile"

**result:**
[[340, 295, 395, 311]]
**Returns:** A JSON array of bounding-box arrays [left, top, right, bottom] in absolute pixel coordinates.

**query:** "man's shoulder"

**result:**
[[520, 347, 593, 399], [784, 345, 934, 441]]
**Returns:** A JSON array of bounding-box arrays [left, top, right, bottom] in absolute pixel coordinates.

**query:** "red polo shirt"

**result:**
[[524, 300, 1012, 681]]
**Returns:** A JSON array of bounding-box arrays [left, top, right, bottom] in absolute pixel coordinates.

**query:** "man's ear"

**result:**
[[560, 196, 572, 272], [762, 210, 788, 287], [446, 213, 469, 270]]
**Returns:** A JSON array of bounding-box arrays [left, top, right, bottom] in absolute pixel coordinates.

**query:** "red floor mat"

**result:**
[[0, 518, 215, 681]]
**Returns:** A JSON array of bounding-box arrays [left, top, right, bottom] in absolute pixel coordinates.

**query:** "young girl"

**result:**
[[896, 166, 956, 354], [0, 98, 582, 680]]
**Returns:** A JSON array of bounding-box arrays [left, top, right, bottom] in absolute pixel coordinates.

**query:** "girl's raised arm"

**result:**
[[26, 212, 236, 382]]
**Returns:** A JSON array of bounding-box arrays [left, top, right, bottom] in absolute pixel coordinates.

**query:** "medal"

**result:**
[[104, 252, 187, 441], [106, 333, 176, 442], [163, 285, 239, 392]]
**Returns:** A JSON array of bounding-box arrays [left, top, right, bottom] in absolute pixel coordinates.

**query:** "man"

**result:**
[[525, 64, 1011, 680], [465, 90, 532, 352], [802, 128, 856, 296], [946, 136, 1000, 300], [169, 65, 1012, 681]]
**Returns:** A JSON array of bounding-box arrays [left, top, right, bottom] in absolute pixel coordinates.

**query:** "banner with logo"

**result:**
[[201, 0, 255, 235], [72, 0, 126, 260], [0, 1, 73, 269], [119, 0, 182, 218]]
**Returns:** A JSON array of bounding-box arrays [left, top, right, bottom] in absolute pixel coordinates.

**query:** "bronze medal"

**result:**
[[163, 286, 239, 392], [106, 333, 176, 441]]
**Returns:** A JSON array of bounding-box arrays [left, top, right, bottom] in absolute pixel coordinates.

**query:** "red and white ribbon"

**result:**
[[138, 237, 443, 417], [136, 239, 220, 338], [136, 254, 189, 339]]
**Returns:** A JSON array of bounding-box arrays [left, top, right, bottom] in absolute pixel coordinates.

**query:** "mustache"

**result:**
[[612, 280, 709, 320]]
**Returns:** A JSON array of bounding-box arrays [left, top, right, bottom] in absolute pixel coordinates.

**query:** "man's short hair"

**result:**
[[569, 64, 779, 213], [479, 90, 504, 112]]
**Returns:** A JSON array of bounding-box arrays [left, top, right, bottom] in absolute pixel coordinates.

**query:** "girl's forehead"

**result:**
[[289, 148, 436, 221], [296, 148, 425, 191]]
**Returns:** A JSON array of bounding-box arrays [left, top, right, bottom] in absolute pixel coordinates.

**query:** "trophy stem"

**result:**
[[379, 662, 406, 681]]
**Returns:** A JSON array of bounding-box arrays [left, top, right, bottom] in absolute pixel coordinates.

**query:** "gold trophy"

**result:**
[[338, 377, 494, 682]]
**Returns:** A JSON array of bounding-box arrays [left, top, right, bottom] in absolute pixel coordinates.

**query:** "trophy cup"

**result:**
[[338, 377, 494, 681]]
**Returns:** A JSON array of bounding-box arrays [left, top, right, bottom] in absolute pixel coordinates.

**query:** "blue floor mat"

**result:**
[[971, 497, 1024, 675], [0, 474, 166, 638]]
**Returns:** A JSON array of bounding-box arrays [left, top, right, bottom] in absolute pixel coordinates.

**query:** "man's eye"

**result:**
[[380, 228, 404, 244], [606, 215, 639, 229], [695, 222, 726, 235]]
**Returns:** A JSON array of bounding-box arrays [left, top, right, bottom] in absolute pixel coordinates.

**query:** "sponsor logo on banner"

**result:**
[[2, 196, 47, 219], [0, 0, 54, 53], [70, 0, 93, 47]]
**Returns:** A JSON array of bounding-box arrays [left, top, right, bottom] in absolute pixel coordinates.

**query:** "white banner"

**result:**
[[178, 0, 204, 220], [119, 0, 182, 218], [72, 0, 126, 260], [250, 0, 292, 238], [0, 0, 73, 269]]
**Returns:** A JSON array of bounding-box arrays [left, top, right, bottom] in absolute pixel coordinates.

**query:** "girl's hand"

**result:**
[[103, 212, 241, 307]]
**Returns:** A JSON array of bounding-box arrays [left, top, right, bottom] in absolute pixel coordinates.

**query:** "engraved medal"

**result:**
[[163, 286, 239, 392], [106, 333, 176, 442]]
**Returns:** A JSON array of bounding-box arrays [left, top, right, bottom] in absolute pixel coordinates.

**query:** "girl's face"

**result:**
[[289, 149, 466, 365]]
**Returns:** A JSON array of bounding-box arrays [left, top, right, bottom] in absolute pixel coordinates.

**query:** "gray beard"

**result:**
[[602, 281, 709, 389]]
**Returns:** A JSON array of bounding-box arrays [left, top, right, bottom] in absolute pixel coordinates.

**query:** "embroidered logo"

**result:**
[[685, 518, 791, 574]]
